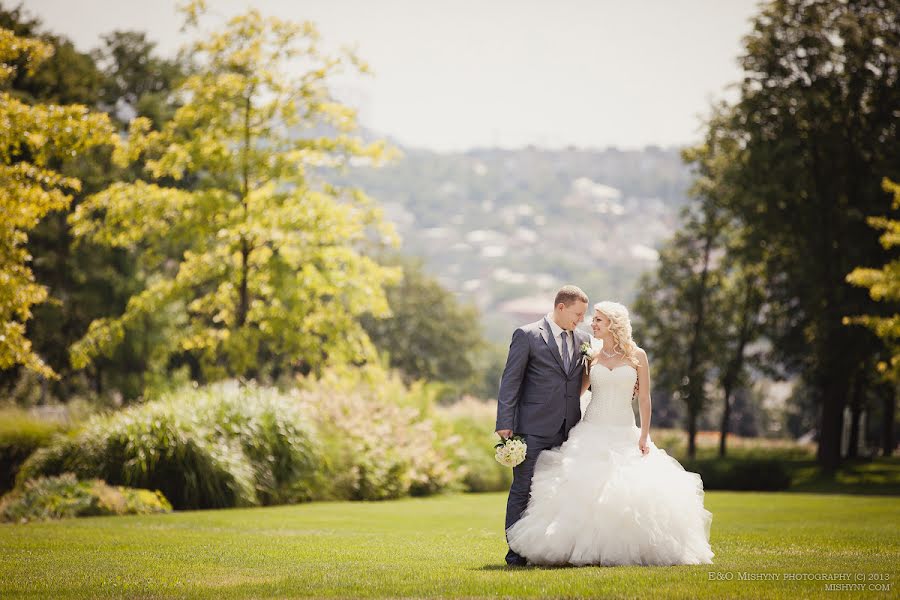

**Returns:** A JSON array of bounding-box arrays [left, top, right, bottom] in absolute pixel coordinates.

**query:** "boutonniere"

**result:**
[[581, 338, 603, 367], [580, 341, 594, 360]]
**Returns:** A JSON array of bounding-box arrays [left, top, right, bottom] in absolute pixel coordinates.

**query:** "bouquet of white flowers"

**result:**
[[494, 435, 527, 467]]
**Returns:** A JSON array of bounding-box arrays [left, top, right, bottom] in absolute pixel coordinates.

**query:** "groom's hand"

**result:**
[[496, 429, 513, 440]]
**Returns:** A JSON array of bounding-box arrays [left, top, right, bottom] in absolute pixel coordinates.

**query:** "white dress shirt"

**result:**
[[545, 312, 574, 363]]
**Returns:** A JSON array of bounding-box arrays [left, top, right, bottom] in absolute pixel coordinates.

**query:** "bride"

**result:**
[[505, 301, 714, 567]]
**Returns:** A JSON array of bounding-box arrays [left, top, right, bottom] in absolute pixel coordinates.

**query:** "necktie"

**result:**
[[561, 330, 570, 372]]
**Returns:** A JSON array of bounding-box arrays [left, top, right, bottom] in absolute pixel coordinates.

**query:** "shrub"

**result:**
[[435, 397, 512, 493], [296, 366, 466, 500], [0, 408, 64, 495], [0, 472, 172, 523], [14, 381, 327, 510], [16, 368, 472, 508], [184, 381, 325, 505], [17, 404, 258, 510], [681, 457, 793, 491]]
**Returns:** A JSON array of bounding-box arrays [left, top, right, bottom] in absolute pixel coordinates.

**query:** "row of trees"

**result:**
[[1, 1, 488, 406], [634, 0, 898, 469]]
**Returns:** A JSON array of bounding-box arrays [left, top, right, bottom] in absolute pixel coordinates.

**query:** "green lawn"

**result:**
[[1, 491, 897, 599]]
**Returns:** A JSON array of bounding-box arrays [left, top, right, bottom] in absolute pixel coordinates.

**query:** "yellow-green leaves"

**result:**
[[67, 9, 400, 381], [845, 177, 900, 380], [0, 28, 53, 83], [0, 27, 116, 379]]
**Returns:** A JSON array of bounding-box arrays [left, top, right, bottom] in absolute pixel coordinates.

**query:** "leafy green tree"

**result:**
[[360, 255, 485, 391], [632, 199, 725, 458], [845, 176, 900, 455], [709, 241, 766, 456], [0, 27, 117, 379], [68, 4, 400, 382], [845, 177, 900, 382], [0, 4, 102, 105], [690, 0, 898, 470], [90, 30, 183, 128], [0, 6, 189, 405]]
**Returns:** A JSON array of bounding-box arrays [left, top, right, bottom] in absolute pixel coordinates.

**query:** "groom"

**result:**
[[495, 285, 590, 566]]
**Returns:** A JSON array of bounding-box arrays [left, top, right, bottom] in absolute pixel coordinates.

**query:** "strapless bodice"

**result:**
[[584, 364, 637, 426]]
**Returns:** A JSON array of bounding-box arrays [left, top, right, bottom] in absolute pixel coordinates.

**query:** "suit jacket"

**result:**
[[495, 317, 590, 438]]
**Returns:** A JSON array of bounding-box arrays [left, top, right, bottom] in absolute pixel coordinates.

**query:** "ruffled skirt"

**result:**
[[506, 420, 714, 566]]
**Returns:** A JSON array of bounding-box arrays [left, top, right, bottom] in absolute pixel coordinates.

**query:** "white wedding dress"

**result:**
[[506, 363, 714, 566]]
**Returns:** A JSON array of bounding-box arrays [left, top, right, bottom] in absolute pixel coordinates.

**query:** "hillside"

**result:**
[[338, 144, 694, 343]]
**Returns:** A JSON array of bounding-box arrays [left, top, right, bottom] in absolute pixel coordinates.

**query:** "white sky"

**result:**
[[20, 0, 762, 152]]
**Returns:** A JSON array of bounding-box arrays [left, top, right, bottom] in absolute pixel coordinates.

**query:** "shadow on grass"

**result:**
[[786, 456, 900, 496], [475, 564, 585, 571]]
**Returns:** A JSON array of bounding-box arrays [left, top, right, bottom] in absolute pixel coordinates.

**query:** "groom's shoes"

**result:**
[[505, 550, 528, 566]]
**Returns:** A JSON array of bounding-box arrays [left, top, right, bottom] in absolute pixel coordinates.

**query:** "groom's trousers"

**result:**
[[504, 419, 567, 558]]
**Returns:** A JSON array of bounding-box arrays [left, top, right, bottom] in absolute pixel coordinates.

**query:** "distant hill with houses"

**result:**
[[337, 143, 694, 344]]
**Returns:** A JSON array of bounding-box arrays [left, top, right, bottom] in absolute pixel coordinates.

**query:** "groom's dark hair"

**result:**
[[554, 285, 588, 307]]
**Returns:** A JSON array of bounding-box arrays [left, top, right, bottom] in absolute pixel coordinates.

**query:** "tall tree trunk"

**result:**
[[881, 382, 896, 457], [687, 410, 698, 459], [718, 390, 732, 458], [817, 375, 847, 472], [808, 128, 848, 473], [846, 368, 865, 459], [719, 277, 756, 457], [236, 92, 253, 329], [684, 212, 715, 460], [237, 239, 249, 327]]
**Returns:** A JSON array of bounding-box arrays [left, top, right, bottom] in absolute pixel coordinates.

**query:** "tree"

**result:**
[[632, 200, 725, 458], [360, 255, 485, 391], [710, 244, 766, 457], [0, 6, 189, 405], [0, 26, 117, 378], [845, 176, 900, 455], [0, 4, 103, 106], [90, 30, 183, 128], [694, 0, 899, 470], [67, 4, 400, 383]]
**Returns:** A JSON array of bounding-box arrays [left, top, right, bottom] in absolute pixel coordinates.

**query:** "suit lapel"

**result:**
[[568, 329, 588, 376], [541, 318, 566, 373]]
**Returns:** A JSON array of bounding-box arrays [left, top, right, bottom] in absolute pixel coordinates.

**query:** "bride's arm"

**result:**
[[636, 349, 652, 440]]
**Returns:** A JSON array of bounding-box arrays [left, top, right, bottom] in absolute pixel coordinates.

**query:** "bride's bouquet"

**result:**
[[494, 435, 527, 467]]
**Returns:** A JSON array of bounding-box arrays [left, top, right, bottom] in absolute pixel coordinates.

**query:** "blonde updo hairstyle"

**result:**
[[593, 301, 641, 369]]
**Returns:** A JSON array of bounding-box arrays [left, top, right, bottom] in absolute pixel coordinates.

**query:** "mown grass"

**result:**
[[1, 490, 897, 599]]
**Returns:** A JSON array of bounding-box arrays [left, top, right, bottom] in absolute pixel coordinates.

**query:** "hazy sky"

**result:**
[[20, 0, 763, 152]]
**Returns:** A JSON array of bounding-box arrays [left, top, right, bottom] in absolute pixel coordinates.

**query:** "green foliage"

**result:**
[[682, 0, 899, 468], [680, 458, 793, 491], [0, 406, 64, 493], [361, 255, 485, 390], [845, 177, 900, 382], [67, 5, 401, 383], [0, 25, 117, 379], [15, 381, 330, 509], [296, 364, 467, 499], [15, 371, 475, 508], [435, 397, 511, 493], [0, 7, 188, 407], [0, 6, 103, 105], [16, 402, 258, 510], [90, 30, 183, 127], [0, 472, 171, 523], [180, 381, 324, 505], [631, 196, 734, 440]]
